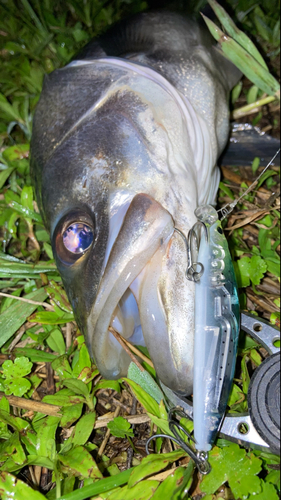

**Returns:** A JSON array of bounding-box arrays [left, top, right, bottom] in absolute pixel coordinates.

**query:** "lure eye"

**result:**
[[54, 209, 95, 266], [63, 223, 93, 254]]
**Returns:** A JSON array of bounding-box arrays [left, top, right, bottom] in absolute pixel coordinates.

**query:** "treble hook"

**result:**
[[174, 221, 208, 282], [145, 407, 211, 475]]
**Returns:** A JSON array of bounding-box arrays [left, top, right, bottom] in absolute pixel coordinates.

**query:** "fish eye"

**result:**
[[54, 210, 95, 266], [217, 226, 223, 234], [63, 223, 93, 254]]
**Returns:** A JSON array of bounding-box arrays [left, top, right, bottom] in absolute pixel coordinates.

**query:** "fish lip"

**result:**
[[86, 192, 174, 380]]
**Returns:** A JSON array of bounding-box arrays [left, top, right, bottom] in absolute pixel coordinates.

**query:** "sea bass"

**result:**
[[31, 11, 241, 395]]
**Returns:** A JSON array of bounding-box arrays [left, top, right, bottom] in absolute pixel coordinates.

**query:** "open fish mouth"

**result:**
[[87, 192, 195, 396]]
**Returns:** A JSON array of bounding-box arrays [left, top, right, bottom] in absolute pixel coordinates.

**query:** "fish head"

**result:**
[[31, 59, 218, 396]]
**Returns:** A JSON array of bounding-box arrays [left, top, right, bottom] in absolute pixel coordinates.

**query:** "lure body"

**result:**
[[193, 205, 240, 452]]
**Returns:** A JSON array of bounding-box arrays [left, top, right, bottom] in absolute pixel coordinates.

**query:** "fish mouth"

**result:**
[[87, 193, 195, 395]]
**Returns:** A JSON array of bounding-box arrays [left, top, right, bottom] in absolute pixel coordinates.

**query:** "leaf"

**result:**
[[72, 343, 92, 377], [25, 455, 55, 470], [252, 157, 261, 174], [28, 310, 74, 324], [265, 470, 280, 491], [2, 144, 29, 163], [228, 383, 245, 408], [241, 356, 251, 394], [59, 467, 134, 498], [248, 480, 279, 500], [201, 443, 262, 499], [127, 363, 164, 404], [247, 85, 259, 104], [45, 280, 73, 313], [147, 413, 172, 437], [0, 288, 47, 348], [0, 409, 31, 432], [51, 356, 73, 379], [0, 168, 15, 190], [0, 397, 9, 437], [0, 94, 23, 122], [60, 403, 83, 428], [58, 445, 103, 479], [71, 412, 96, 446], [35, 416, 60, 460], [201, 15, 280, 96], [235, 256, 267, 288], [0, 432, 26, 465], [128, 449, 187, 487], [108, 416, 134, 439], [46, 328, 66, 355], [219, 181, 235, 199], [63, 378, 89, 397], [207, 0, 268, 69], [45, 476, 76, 500], [93, 379, 121, 393], [248, 256, 267, 285], [14, 348, 56, 363], [43, 389, 85, 407], [3, 377, 31, 397], [150, 466, 186, 500], [0, 472, 46, 500], [3, 357, 32, 379], [123, 378, 161, 418], [7, 199, 42, 223], [78, 366, 99, 384], [107, 480, 159, 500]]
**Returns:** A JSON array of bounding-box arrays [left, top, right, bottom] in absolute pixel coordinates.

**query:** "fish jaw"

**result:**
[[137, 234, 195, 395], [85, 192, 196, 396], [87, 193, 174, 379]]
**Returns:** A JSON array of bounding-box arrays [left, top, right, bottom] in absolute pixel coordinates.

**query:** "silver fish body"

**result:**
[[31, 12, 240, 395]]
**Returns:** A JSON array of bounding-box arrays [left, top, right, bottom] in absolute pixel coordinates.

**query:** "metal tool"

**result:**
[[160, 312, 280, 454]]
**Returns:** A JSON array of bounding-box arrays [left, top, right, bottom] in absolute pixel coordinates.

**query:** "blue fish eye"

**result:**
[[62, 223, 93, 254]]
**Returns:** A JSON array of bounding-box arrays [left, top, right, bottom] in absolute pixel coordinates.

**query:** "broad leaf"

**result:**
[[201, 443, 262, 499], [0, 472, 46, 500], [108, 416, 134, 439], [58, 445, 103, 479], [128, 449, 187, 487]]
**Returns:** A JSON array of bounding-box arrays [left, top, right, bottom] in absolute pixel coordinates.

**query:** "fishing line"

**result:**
[[217, 148, 280, 221]]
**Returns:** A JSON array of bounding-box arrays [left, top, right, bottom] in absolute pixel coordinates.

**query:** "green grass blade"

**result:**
[[14, 347, 57, 362], [20, 0, 48, 37], [202, 14, 280, 97], [7, 200, 43, 223], [57, 467, 134, 500], [0, 260, 58, 275], [207, 0, 268, 69], [0, 288, 47, 348]]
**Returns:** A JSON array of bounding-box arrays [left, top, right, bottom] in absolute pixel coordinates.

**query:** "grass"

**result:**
[[0, 1, 280, 499]]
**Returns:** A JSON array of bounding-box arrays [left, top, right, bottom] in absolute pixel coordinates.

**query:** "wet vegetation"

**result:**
[[0, 0, 280, 499]]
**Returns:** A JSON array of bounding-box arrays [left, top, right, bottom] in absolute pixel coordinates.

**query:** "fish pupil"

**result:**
[[62, 223, 93, 254]]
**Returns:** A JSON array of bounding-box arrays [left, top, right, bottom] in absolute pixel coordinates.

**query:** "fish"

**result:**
[[31, 11, 241, 396]]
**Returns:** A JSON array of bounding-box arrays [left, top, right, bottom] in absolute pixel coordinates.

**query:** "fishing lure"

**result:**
[[191, 204, 240, 467], [146, 149, 280, 473], [168, 205, 240, 473]]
